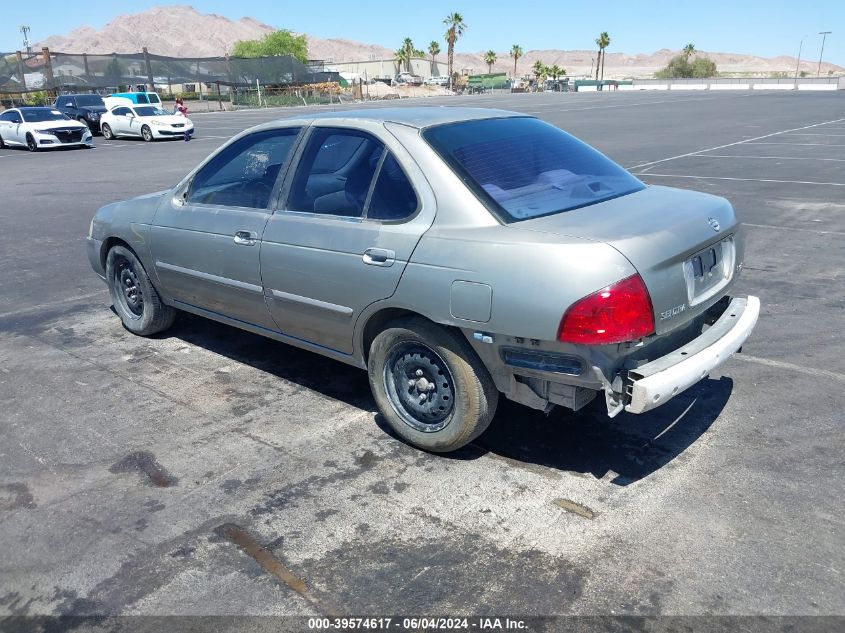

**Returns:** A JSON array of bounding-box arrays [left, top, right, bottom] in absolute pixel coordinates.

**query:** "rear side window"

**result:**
[[367, 153, 418, 221], [423, 117, 644, 222], [288, 128, 384, 218]]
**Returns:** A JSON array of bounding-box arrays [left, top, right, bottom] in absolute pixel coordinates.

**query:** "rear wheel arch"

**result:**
[[359, 308, 479, 365]]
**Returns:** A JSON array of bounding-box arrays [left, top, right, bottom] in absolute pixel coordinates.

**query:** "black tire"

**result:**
[[106, 245, 175, 336], [141, 125, 154, 142], [368, 317, 499, 452], [101, 124, 114, 140], [26, 133, 37, 152], [0, 133, 5, 149]]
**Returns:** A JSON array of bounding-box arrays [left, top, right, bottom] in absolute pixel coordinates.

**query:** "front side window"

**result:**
[[1, 111, 22, 123], [188, 128, 301, 209], [288, 128, 384, 218], [423, 117, 645, 222]]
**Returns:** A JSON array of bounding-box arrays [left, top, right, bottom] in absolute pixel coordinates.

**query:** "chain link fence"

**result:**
[[0, 48, 346, 108]]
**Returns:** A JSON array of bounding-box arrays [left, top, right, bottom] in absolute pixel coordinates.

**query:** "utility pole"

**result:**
[[20, 25, 31, 54], [817, 31, 832, 76], [794, 35, 807, 88]]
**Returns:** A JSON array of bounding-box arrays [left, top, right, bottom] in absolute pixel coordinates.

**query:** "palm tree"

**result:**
[[683, 43, 696, 61], [532, 60, 547, 91], [484, 50, 497, 74], [548, 64, 564, 80], [443, 12, 467, 91], [402, 37, 414, 72], [509, 44, 523, 80], [428, 40, 440, 75], [595, 31, 611, 80], [395, 48, 408, 75]]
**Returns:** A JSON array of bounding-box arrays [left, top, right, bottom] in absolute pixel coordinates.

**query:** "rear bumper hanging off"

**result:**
[[624, 296, 760, 414]]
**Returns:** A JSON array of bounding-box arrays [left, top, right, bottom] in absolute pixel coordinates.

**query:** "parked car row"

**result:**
[[0, 93, 194, 151]]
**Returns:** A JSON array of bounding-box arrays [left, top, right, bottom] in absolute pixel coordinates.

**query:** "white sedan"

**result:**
[[100, 105, 194, 142], [0, 107, 93, 151]]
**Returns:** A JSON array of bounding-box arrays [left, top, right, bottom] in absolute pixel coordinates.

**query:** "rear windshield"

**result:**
[[423, 117, 645, 222], [21, 109, 69, 122]]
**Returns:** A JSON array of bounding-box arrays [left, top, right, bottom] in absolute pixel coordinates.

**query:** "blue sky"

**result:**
[[2, 1, 842, 65]]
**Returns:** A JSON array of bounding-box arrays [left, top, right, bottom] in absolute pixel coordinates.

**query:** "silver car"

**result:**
[[86, 107, 759, 452]]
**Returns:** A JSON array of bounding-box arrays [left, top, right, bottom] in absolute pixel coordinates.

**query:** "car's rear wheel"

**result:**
[[26, 134, 37, 152], [101, 124, 114, 140], [368, 317, 498, 452], [141, 125, 154, 142], [0, 133, 5, 149], [106, 245, 175, 336]]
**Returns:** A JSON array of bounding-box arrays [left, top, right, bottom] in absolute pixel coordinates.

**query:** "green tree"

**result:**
[[691, 57, 716, 77], [401, 37, 414, 72], [232, 30, 308, 63], [595, 32, 611, 80], [428, 40, 441, 75], [484, 50, 497, 74], [655, 54, 717, 78], [395, 48, 408, 75], [443, 12, 467, 90], [547, 64, 565, 81], [683, 43, 696, 61], [532, 60, 547, 91], [510, 44, 523, 79]]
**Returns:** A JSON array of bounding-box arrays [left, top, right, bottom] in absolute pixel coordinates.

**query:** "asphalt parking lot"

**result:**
[[1, 91, 843, 624]]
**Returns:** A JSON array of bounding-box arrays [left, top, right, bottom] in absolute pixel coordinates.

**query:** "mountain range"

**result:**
[[35, 5, 845, 78]]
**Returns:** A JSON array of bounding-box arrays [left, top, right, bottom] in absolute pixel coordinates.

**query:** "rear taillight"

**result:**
[[558, 274, 655, 345]]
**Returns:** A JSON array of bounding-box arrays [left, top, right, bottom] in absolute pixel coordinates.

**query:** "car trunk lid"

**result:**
[[518, 185, 742, 335]]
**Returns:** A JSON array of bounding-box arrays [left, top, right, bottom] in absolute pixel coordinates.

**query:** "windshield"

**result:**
[[21, 109, 70, 123], [423, 117, 645, 222], [134, 106, 169, 117], [75, 95, 105, 107]]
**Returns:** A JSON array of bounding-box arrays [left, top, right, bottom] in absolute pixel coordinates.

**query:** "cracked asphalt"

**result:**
[[1, 91, 843, 625]]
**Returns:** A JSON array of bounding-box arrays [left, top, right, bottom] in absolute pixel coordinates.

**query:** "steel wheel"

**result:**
[[383, 342, 456, 433], [141, 125, 154, 142], [105, 245, 175, 336], [111, 255, 144, 319]]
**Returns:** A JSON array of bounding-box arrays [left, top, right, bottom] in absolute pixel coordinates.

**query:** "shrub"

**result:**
[[655, 54, 717, 78]]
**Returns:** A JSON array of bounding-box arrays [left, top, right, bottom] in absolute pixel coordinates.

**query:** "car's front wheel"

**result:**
[[106, 245, 175, 336], [101, 124, 114, 140], [368, 317, 499, 452], [26, 134, 37, 152], [141, 125, 154, 142]]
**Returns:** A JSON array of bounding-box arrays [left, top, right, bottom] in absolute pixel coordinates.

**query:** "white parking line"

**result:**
[[735, 354, 845, 382], [634, 173, 845, 186], [781, 133, 845, 137], [743, 223, 845, 237], [691, 154, 845, 162], [741, 142, 845, 147], [628, 117, 845, 170]]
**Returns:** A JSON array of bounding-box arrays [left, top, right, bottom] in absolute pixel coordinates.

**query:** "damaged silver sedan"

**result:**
[[87, 107, 759, 452]]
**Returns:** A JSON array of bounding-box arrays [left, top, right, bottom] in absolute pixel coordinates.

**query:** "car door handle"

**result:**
[[362, 248, 395, 267], [233, 230, 257, 246]]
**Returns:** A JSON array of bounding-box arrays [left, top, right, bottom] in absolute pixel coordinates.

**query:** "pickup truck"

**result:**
[[53, 94, 107, 133]]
